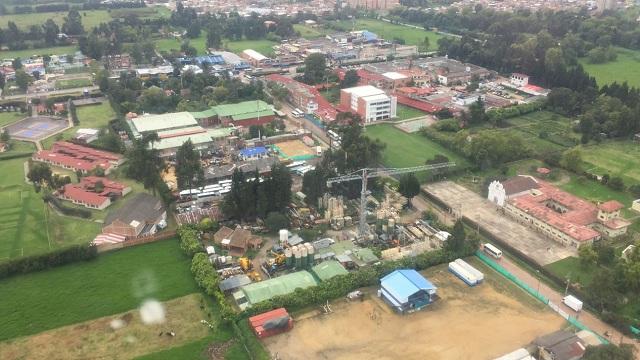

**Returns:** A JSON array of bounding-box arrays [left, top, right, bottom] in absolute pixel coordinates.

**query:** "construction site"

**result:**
[[263, 261, 565, 360]]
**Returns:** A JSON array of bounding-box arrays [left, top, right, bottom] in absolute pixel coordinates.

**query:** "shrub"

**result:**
[[0, 244, 97, 279], [43, 194, 92, 218], [177, 226, 204, 257]]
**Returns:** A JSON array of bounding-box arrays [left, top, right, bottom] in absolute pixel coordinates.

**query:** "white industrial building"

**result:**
[[339, 85, 397, 123]]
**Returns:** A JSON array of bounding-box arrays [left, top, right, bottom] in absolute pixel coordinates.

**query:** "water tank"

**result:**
[[388, 218, 395, 228], [226, 256, 232, 264], [285, 248, 293, 267], [306, 243, 315, 266], [294, 248, 302, 268], [279, 229, 289, 244], [300, 246, 308, 268]]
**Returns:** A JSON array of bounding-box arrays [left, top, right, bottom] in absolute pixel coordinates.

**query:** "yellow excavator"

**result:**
[[239, 257, 262, 282]]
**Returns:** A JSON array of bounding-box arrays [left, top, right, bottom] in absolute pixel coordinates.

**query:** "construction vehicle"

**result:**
[[327, 163, 455, 242], [247, 270, 262, 282], [239, 257, 252, 271]]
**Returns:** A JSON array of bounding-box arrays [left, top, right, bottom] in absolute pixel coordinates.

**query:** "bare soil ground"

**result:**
[[0, 294, 211, 360], [264, 261, 565, 360], [275, 139, 315, 158]]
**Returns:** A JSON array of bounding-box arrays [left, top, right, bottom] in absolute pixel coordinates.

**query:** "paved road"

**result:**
[[1, 86, 99, 101], [498, 255, 639, 351]]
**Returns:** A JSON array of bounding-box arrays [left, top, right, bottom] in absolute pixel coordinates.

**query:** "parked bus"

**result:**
[[292, 109, 303, 118], [218, 180, 232, 185], [483, 243, 502, 259]]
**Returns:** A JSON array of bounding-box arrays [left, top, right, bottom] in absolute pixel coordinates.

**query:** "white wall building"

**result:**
[[339, 85, 397, 123]]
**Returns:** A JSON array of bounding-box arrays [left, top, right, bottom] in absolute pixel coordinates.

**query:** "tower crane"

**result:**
[[327, 162, 455, 241]]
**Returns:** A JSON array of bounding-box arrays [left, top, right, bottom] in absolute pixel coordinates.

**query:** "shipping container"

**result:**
[[249, 308, 293, 339]]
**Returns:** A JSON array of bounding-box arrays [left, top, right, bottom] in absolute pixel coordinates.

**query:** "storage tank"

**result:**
[[279, 229, 289, 245], [388, 218, 395, 229], [300, 246, 308, 268], [284, 248, 293, 267], [294, 248, 302, 268], [306, 243, 315, 266]]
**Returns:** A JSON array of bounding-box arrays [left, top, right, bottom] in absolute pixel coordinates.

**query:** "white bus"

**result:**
[[218, 180, 232, 185], [197, 191, 219, 202], [292, 109, 303, 118], [484, 243, 502, 259]]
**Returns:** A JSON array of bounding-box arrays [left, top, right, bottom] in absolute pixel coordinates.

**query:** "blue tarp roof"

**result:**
[[240, 146, 267, 157], [362, 30, 378, 42], [380, 269, 436, 304], [195, 55, 225, 65]]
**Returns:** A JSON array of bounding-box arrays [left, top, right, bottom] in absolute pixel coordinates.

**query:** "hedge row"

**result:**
[[0, 152, 33, 161], [178, 226, 203, 257], [487, 99, 546, 125], [190, 253, 236, 323], [43, 194, 92, 219], [0, 244, 97, 279]]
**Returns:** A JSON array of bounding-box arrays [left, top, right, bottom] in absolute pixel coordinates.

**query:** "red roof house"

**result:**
[[249, 308, 293, 339], [33, 141, 123, 174], [57, 176, 130, 210]]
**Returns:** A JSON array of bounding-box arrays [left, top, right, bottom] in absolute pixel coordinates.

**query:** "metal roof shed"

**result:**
[[311, 260, 348, 281], [219, 275, 252, 292], [380, 269, 437, 313], [241, 270, 318, 305]]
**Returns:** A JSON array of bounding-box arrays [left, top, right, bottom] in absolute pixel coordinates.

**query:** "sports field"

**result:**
[[365, 123, 468, 171], [265, 260, 564, 359], [580, 48, 640, 88], [0, 238, 198, 341], [156, 36, 276, 57], [0, 158, 100, 261], [579, 140, 640, 185], [0, 45, 79, 61], [330, 18, 442, 50], [41, 102, 115, 149], [55, 77, 93, 90]]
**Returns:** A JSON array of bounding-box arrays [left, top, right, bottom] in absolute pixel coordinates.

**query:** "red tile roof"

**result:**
[[61, 184, 110, 207], [395, 94, 443, 113], [34, 142, 121, 173], [80, 176, 129, 196], [598, 200, 624, 213], [266, 74, 340, 122]]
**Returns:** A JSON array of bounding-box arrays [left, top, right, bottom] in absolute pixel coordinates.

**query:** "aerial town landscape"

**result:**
[[1, 0, 640, 359]]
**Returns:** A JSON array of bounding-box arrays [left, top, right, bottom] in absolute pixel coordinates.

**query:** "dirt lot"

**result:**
[[264, 261, 564, 360], [0, 294, 211, 360], [274, 139, 315, 158], [423, 181, 576, 265]]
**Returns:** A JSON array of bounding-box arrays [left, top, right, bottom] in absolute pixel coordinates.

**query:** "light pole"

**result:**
[[536, 270, 541, 296]]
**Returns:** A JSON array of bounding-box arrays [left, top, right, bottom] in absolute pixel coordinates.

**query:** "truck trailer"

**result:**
[[563, 295, 583, 312], [249, 308, 293, 339]]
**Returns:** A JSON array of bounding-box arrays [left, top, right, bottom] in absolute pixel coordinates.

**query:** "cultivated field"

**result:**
[[265, 260, 564, 360], [501, 111, 579, 154], [0, 294, 211, 360], [329, 18, 443, 50], [0, 239, 198, 341], [580, 47, 640, 88], [0, 158, 100, 261], [579, 140, 640, 185], [365, 123, 468, 171]]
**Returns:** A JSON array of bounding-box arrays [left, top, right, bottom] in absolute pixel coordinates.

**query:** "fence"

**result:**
[[475, 251, 608, 345], [96, 231, 177, 253]]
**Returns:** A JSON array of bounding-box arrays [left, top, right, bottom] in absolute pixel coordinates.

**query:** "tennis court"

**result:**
[[6, 116, 68, 141]]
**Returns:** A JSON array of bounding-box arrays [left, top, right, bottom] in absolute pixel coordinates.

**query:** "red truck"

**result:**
[[249, 308, 293, 339]]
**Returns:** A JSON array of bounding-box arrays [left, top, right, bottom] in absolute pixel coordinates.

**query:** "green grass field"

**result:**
[[545, 257, 597, 287], [42, 102, 115, 149], [0, 158, 100, 261], [0, 45, 79, 61], [580, 47, 640, 88], [560, 174, 633, 207], [0, 238, 198, 341], [330, 18, 442, 50], [579, 140, 640, 186], [365, 123, 469, 176], [55, 77, 93, 90], [293, 24, 327, 39], [0, 111, 26, 127], [156, 36, 276, 57], [395, 104, 427, 120]]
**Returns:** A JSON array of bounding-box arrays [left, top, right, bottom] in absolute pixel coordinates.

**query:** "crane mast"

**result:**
[[327, 162, 455, 241]]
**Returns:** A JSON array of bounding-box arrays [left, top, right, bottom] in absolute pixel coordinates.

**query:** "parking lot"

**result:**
[[422, 181, 576, 265]]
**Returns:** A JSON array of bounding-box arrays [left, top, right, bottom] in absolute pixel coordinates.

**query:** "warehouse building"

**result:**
[[233, 270, 318, 310], [340, 85, 397, 123], [310, 260, 348, 281], [379, 269, 437, 314], [241, 49, 272, 67], [192, 100, 276, 127]]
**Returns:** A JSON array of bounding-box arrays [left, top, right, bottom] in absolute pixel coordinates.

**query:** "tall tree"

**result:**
[[125, 134, 165, 190], [582, 344, 635, 360], [15, 70, 32, 91], [43, 19, 60, 46], [303, 53, 327, 85], [398, 173, 420, 207], [175, 139, 204, 190], [446, 219, 466, 253], [340, 69, 360, 89], [206, 25, 222, 50], [62, 10, 84, 35]]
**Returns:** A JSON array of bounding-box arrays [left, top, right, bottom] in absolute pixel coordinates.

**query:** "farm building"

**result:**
[[249, 308, 293, 339], [219, 275, 252, 293], [233, 271, 318, 310], [102, 193, 167, 238], [339, 85, 397, 123], [33, 141, 123, 175], [378, 269, 437, 314], [532, 330, 598, 360], [57, 176, 131, 210], [213, 226, 263, 256], [492, 176, 631, 247], [192, 100, 276, 127], [310, 260, 348, 281]]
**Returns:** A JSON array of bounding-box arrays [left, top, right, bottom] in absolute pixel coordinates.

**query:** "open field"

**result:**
[[265, 260, 564, 360], [0, 238, 198, 341], [0, 111, 26, 127], [293, 24, 327, 39], [560, 174, 633, 207], [580, 48, 640, 88], [395, 104, 427, 120], [329, 18, 442, 50], [501, 111, 579, 154], [0, 45, 79, 60], [156, 36, 276, 57], [579, 140, 640, 185], [0, 7, 169, 30], [274, 139, 315, 159], [41, 102, 115, 149], [0, 157, 100, 261], [0, 293, 211, 360], [55, 77, 93, 89], [365, 123, 469, 172]]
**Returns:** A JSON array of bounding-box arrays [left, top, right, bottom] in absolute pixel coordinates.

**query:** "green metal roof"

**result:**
[[190, 108, 218, 119], [149, 131, 213, 151], [311, 260, 348, 281], [241, 270, 318, 305], [190, 100, 275, 122], [231, 109, 275, 121], [131, 112, 198, 133], [207, 127, 235, 139]]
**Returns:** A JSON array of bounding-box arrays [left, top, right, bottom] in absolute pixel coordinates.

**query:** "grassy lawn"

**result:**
[[0, 158, 101, 261], [0, 45, 79, 61], [294, 24, 327, 39], [55, 78, 93, 90], [501, 110, 579, 154], [545, 257, 597, 287], [329, 18, 442, 50], [579, 140, 640, 186], [580, 47, 640, 88], [395, 104, 427, 120], [560, 174, 633, 207], [0, 238, 199, 341], [0, 111, 26, 127], [156, 36, 276, 57], [319, 87, 340, 105], [365, 123, 469, 179], [0, 293, 211, 359], [42, 102, 115, 149]]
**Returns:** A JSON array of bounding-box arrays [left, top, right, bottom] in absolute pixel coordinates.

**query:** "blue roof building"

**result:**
[[361, 30, 378, 42], [379, 269, 437, 314], [239, 146, 268, 160]]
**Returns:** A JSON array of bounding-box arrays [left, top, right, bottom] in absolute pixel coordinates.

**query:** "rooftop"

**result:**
[[241, 270, 318, 305], [311, 260, 348, 281], [343, 85, 386, 98], [242, 49, 268, 61], [104, 193, 164, 227], [131, 112, 198, 133], [239, 146, 268, 158], [598, 200, 624, 213], [381, 269, 436, 304], [382, 71, 408, 80]]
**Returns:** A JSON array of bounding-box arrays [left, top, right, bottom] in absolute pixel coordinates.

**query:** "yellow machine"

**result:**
[[239, 257, 252, 271], [248, 270, 262, 282]]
